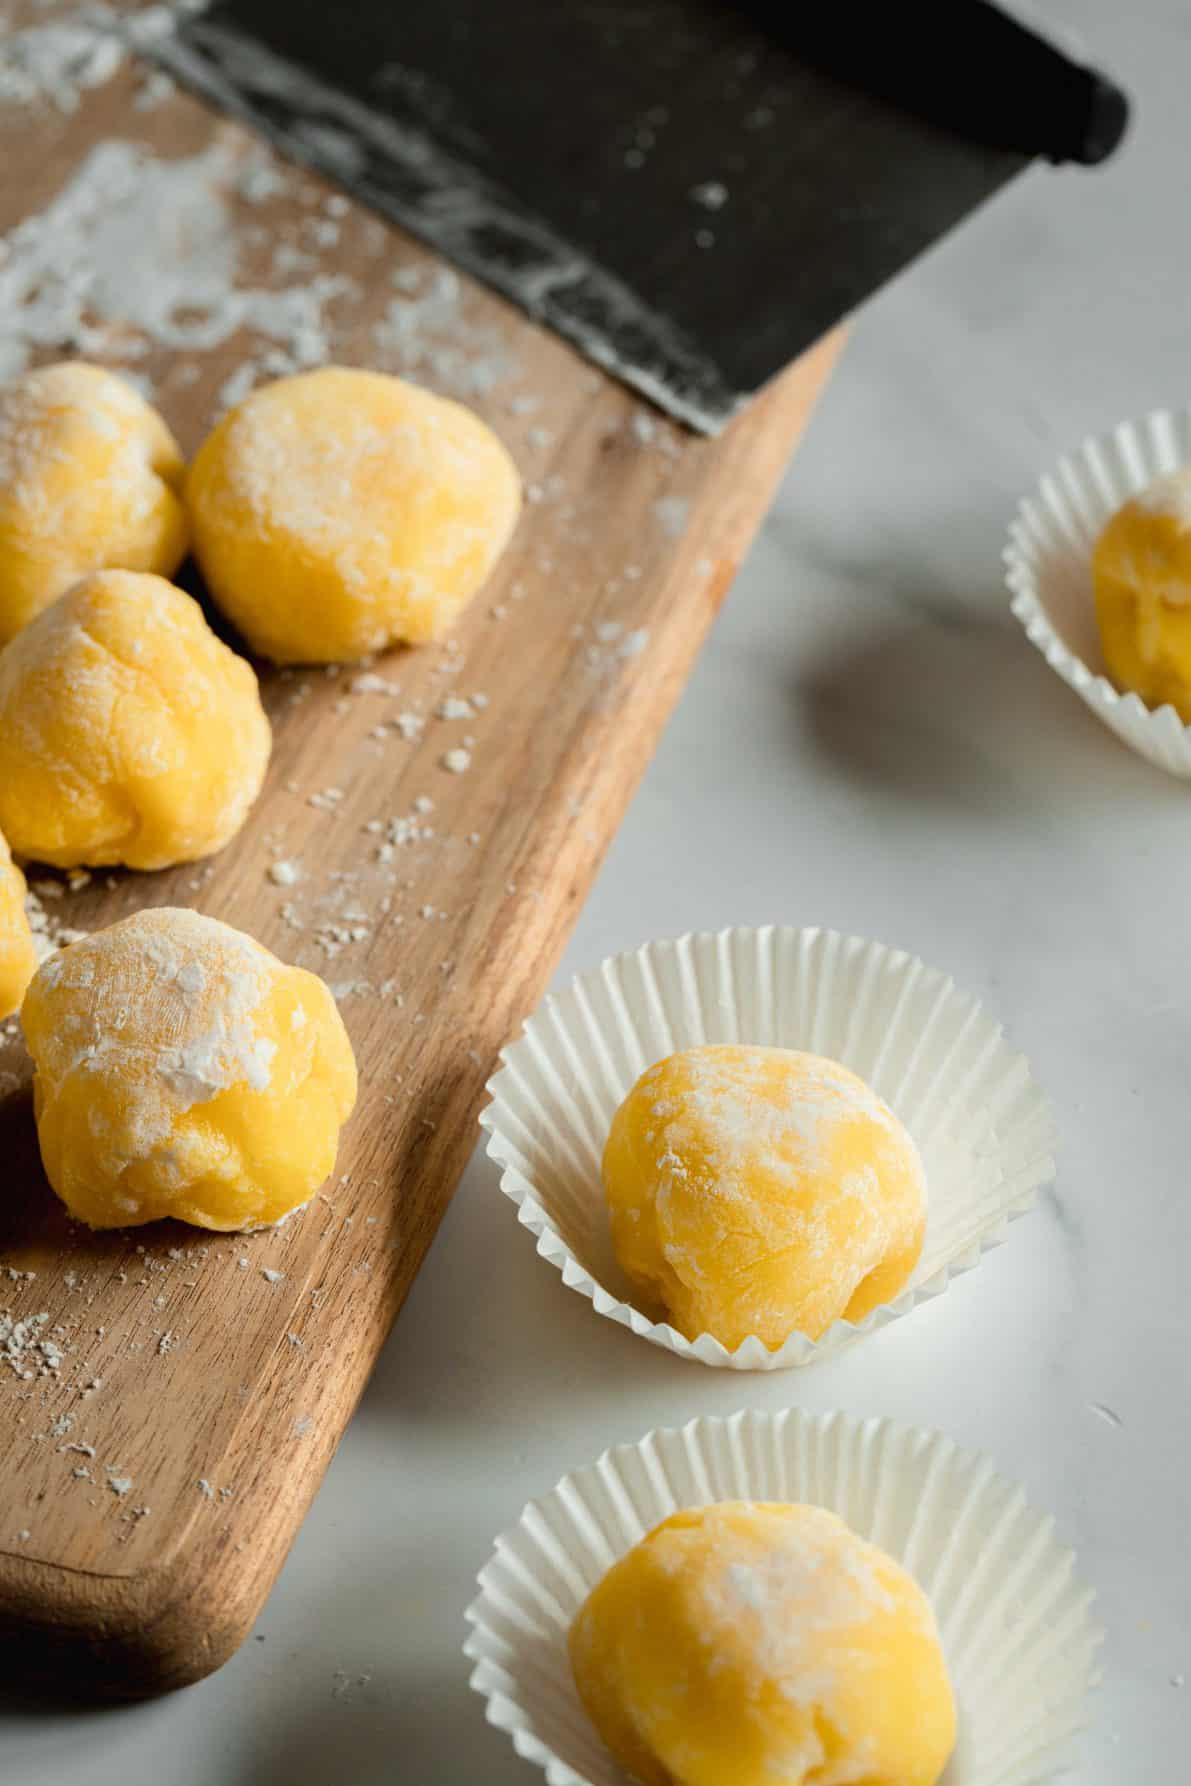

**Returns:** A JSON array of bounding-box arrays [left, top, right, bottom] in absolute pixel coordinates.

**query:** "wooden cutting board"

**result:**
[[0, 48, 839, 1696]]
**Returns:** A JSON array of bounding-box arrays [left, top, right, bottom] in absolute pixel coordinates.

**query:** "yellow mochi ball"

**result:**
[[21, 907, 357, 1231], [0, 361, 188, 645], [602, 1045, 926, 1349], [1093, 469, 1191, 720], [186, 366, 521, 663], [0, 829, 38, 1021], [0, 569, 271, 871], [569, 1501, 956, 1786]]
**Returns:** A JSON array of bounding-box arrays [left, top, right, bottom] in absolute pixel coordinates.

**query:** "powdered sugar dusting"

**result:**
[[585, 1502, 938, 1777], [611, 1046, 925, 1347], [1132, 465, 1191, 529], [198, 369, 519, 657], [27, 908, 278, 1168]]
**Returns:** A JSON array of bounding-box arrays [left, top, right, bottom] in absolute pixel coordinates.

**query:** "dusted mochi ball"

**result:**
[[570, 1502, 955, 1786], [602, 1045, 926, 1349], [1093, 468, 1191, 719], [0, 361, 188, 645], [21, 907, 357, 1231], [0, 829, 38, 1021], [186, 366, 521, 663], [0, 570, 271, 871]]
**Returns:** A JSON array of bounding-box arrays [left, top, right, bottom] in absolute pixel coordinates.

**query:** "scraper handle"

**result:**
[[752, 0, 1129, 166]]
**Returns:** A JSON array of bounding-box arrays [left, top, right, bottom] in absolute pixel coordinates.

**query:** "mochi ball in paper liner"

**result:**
[[1093, 467, 1191, 720], [21, 908, 357, 1231], [601, 1044, 926, 1349], [0, 361, 188, 646], [569, 1500, 956, 1786], [186, 366, 521, 663]]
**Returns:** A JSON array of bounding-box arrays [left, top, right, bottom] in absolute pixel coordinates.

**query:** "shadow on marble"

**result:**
[[796, 605, 1157, 808], [229, 1679, 531, 1786], [0, 1683, 138, 1721], [354, 1148, 686, 1433], [229, 1558, 533, 1786]]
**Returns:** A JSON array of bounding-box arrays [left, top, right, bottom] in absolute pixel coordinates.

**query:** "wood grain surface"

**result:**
[[0, 45, 839, 1695]]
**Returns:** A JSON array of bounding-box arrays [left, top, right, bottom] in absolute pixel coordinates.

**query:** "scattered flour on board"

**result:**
[[436, 695, 474, 721], [0, 3, 184, 117], [0, 1310, 60, 1380], [577, 620, 650, 678], [25, 887, 89, 961], [0, 135, 357, 384], [653, 495, 690, 538], [0, 13, 124, 114], [373, 264, 514, 398], [0, 126, 526, 401], [0, 128, 349, 383], [351, 672, 402, 696]]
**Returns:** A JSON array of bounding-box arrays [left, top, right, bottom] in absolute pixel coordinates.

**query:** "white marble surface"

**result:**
[[6, 0, 1191, 1778]]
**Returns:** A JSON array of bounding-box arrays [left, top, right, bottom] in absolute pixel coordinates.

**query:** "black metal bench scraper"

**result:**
[[153, 1, 1128, 432]]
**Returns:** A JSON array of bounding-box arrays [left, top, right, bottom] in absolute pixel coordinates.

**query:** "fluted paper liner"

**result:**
[[464, 1409, 1101, 1786], [1006, 405, 1191, 777], [481, 927, 1054, 1369]]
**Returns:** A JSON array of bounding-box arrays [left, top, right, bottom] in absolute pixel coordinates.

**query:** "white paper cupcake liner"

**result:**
[[464, 1408, 1101, 1786], [480, 927, 1054, 1370], [1005, 405, 1191, 777]]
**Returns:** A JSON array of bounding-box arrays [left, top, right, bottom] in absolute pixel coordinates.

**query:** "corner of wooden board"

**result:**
[[756, 328, 846, 435], [0, 1535, 270, 1698]]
